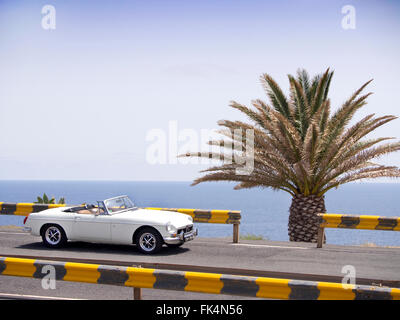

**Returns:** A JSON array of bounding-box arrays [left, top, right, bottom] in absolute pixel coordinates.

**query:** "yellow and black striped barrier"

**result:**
[[317, 214, 400, 248], [0, 202, 66, 216], [145, 207, 241, 243], [0, 256, 399, 300]]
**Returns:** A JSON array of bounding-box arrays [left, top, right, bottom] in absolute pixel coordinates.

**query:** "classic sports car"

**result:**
[[23, 195, 198, 254]]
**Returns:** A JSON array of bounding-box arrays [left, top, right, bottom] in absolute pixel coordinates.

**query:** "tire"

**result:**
[[135, 227, 163, 254], [41, 224, 68, 248]]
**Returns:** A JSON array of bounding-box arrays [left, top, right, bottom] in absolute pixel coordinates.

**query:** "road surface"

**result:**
[[0, 226, 399, 300]]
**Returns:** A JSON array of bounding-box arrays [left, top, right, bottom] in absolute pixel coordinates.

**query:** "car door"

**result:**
[[72, 213, 112, 242]]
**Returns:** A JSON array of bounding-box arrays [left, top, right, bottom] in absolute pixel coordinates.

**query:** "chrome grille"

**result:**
[[178, 225, 193, 234]]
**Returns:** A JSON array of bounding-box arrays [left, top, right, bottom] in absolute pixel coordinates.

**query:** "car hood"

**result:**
[[110, 208, 193, 227]]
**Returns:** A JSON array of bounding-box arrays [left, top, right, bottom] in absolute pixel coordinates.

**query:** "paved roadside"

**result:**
[[0, 226, 399, 299]]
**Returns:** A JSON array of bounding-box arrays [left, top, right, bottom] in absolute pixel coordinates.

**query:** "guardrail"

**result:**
[[0, 202, 241, 243], [0, 202, 66, 216], [145, 207, 241, 243], [4, 252, 399, 288], [317, 214, 400, 248], [1, 256, 399, 300]]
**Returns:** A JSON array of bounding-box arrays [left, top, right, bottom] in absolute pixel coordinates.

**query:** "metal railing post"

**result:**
[[133, 287, 142, 300], [317, 227, 325, 248], [233, 223, 239, 243]]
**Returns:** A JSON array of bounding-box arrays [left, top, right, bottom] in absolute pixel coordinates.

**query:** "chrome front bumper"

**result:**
[[164, 228, 198, 244]]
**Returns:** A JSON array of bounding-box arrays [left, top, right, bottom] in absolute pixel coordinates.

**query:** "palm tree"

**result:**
[[35, 193, 65, 204], [179, 68, 400, 242]]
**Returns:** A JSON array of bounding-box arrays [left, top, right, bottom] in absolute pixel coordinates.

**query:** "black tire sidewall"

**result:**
[[41, 224, 67, 248], [135, 227, 163, 254]]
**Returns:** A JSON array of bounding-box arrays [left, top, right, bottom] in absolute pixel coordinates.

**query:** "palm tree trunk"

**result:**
[[288, 194, 326, 242]]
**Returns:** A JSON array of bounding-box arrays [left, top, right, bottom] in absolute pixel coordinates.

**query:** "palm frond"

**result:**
[[182, 69, 400, 196]]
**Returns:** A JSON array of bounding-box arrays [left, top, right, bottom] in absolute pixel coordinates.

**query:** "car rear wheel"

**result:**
[[41, 224, 67, 248], [135, 228, 163, 254]]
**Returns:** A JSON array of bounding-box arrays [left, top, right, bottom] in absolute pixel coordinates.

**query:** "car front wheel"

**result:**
[[135, 228, 163, 254], [41, 224, 67, 248]]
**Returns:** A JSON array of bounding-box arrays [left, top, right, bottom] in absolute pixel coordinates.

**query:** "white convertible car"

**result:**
[[23, 195, 198, 254]]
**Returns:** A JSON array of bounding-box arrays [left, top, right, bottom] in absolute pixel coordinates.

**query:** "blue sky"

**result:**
[[0, 0, 399, 180]]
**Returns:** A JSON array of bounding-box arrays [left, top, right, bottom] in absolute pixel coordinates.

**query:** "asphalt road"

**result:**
[[0, 226, 399, 300]]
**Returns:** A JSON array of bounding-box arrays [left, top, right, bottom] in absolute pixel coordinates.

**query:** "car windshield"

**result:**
[[104, 196, 135, 214]]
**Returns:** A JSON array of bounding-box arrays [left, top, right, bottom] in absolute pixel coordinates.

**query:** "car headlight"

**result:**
[[187, 216, 193, 223], [166, 221, 177, 234]]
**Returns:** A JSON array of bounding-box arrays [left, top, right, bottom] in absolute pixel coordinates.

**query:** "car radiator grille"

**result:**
[[178, 225, 193, 234]]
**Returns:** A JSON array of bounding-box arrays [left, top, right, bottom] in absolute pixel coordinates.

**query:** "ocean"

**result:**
[[0, 180, 399, 246]]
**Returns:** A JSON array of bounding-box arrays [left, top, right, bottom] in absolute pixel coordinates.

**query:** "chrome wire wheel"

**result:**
[[139, 232, 157, 252], [45, 226, 62, 245], [135, 228, 163, 254]]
